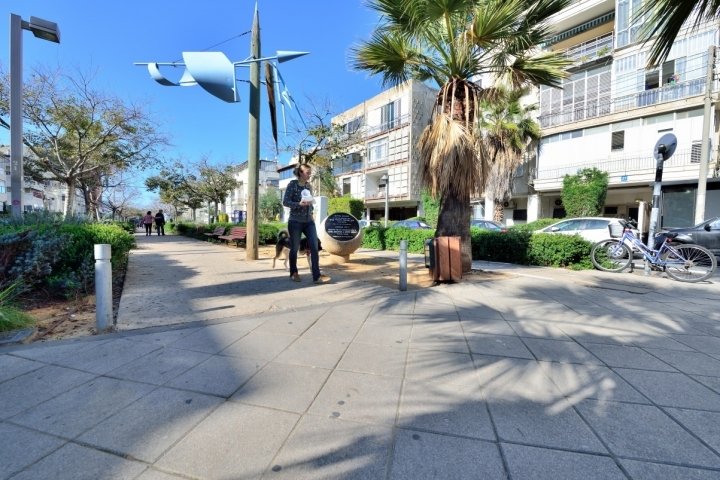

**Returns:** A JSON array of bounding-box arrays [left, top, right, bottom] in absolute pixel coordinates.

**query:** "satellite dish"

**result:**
[[653, 133, 677, 161]]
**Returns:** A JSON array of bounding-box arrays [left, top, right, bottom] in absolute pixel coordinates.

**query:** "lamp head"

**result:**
[[27, 16, 60, 43]]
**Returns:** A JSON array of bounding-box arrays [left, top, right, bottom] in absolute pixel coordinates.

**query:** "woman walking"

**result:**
[[142, 211, 154, 236]]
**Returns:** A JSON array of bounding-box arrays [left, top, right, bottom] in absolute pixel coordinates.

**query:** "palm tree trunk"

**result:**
[[436, 193, 472, 273], [493, 199, 505, 223]]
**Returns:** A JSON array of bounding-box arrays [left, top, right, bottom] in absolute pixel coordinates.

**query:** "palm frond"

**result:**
[[501, 51, 571, 89], [349, 30, 421, 87]]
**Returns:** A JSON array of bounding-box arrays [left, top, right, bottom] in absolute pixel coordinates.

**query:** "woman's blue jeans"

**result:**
[[288, 220, 320, 280]]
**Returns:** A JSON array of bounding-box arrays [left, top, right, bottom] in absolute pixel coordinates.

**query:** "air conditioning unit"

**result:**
[[502, 200, 516, 209]]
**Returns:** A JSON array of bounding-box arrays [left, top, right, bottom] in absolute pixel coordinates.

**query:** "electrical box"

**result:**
[[426, 236, 462, 282]]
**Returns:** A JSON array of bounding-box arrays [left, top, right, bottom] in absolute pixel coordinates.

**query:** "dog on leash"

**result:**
[[272, 230, 322, 269]]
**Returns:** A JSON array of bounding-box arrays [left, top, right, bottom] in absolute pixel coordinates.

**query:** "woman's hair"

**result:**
[[293, 163, 311, 178], [147, 211, 151, 215]]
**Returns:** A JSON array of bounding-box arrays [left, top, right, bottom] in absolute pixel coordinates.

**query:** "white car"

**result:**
[[536, 217, 638, 243]]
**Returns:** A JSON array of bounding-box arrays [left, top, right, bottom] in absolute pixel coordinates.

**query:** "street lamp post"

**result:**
[[380, 174, 389, 227], [9, 14, 60, 217]]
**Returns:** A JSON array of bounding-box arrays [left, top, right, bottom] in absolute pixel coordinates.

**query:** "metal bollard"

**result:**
[[399, 239, 407, 291], [94, 244, 113, 332]]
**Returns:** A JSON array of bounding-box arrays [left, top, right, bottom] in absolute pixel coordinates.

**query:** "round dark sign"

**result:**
[[324, 213, 360, 241]]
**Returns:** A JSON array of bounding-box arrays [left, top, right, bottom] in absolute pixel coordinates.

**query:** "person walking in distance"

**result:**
[[154, 209, 166, 236], [282, 163, 330, 284], [142, 211, 154, 236]]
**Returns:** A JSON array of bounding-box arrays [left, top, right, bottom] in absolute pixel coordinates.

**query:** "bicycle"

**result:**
[[590, 222, 717, 283]]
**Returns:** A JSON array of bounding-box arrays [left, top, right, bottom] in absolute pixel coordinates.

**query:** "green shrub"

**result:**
[[0, 281, 35, 333], [361, 227, 385, 250], [383, 227, 435, 254], [328, 196, 364, 220], [509, 218, 559, 232], [528, 234, 593, 268], [258, 223, 280, 244]]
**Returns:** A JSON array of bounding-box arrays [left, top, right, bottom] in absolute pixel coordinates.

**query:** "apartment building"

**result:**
[[331, 80, 437, 222], [0, 145, 82, 214], [224, 159, 280, 222], [529, 0, 720, 228]]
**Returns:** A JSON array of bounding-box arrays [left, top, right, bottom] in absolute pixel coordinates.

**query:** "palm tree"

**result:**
[[351, 0, 570, 271], [480, 85, 540, 223], [638, 1, 720, 66]]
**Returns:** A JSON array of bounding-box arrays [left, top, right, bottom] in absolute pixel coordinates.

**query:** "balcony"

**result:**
[[566, 32, 613, 66], [365, 113, 410, 138]]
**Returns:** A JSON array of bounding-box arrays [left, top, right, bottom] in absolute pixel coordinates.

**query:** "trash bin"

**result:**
[[427, 236, 462, 282]]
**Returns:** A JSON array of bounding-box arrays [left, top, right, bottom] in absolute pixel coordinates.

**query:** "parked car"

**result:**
[[535, 217, 638, 243], [358, 219, 382, 228], [658, 217, 720, 257], [471, 219, 507, 232], [390, 219, 433, 230]]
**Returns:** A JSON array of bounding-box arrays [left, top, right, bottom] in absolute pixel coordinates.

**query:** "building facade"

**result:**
[[224, 159, 280, 222], [331, 80, 438, 222], [527, 0, 720, 229]]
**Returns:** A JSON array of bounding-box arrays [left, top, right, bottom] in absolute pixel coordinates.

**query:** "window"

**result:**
[[691, 141, 702, 163], [611, 131, 625, 151], [342, 178, 351, 195], [367, 138, 388, 165], [512, 209, 527, 221], [343, 116, 363, 134], [380, 99, 400, 131], [604, 206, 618, 216]]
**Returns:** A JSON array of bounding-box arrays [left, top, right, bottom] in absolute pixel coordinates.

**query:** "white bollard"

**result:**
[[94, 244, 113, 332], [399, 239, 407, 291]]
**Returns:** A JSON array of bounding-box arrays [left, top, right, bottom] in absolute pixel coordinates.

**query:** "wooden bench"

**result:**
[[204, 226, 226, 241], [218, 226, 247, 247]]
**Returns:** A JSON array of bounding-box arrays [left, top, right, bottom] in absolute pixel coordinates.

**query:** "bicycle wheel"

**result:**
[[662, 244, 717, 283], [591, 239, 632, 273]]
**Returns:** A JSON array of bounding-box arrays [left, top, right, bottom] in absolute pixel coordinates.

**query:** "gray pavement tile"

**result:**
[[475, 356, 562, 404], [165, 354, 267, 397], [507, 320, 571, 340], [252, 308, 325, 335], [669, 334, 720, 355], [0, 423, 65, 479], [576, 400, 720, 467], [502, 443, 626, 480], [126, 326, 201, 347], [220, 331, 298, 360], [308, 370, 403, 425], [466, 333, 534, 359], [11, 377, 155, 438], [557, 323, 637, 346], [500, 303, 576, 322], [398, 379, 495, 440], [538, 362, 648, 404], [615, 368, 720, 411], [9, 442, 146, 480], [682, 322, 720, 337], [621, 459, 720, 480], [267, 415, 393, 480], [631, 334, 697, 351], [78, 387, 223, 462], [52, 338, 161, 375], [9, 339, 111, 365], [406, 348, 479, 386], [273, 337, 349, 369], [337, 342, 407, 377], [523, 338, 602, 365], [409, 332, 469, 354], [135, 469, 188, 480], [232, 362, 331, 412], [155, 402, 299, 480], [167, 322, 254, 353], [582, 343, 677, 371], [692, 375, 720, 394], [390, 429, 505, 480], [0, 365, 96, 420], [370, 298, 416, 317], [353, 322, 412, 347], [107, 347, 211, 386], [665, 407, 720, 454], [488, 399, 607, 453], [301, 312, 366, 343], [460, 318, 516, 335], [0, 354, 43, 383], [644, 348, 720, 377]]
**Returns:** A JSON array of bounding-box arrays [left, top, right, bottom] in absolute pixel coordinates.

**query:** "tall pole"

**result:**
[[695, 45, 716, 224], [645, 151, 665, 275], [10, 14, 24, 217], [246, 4, 260, 260], [384, 178, 389, 227]]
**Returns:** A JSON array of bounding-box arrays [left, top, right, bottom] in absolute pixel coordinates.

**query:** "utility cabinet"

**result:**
[[425, 236, 462, 282]]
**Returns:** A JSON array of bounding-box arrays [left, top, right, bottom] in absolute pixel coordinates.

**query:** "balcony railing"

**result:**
[[536, 147, 703, 180], [539, 78, 706, 128], [365, 113, 411, 137], [566, 32, 613, 66]]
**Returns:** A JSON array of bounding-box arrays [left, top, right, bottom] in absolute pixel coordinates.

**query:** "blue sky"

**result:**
[[2, 1, 385, 197]]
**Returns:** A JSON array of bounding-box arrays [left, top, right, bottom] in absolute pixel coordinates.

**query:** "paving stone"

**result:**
[[615, 368, 720, 411], [9, 442, 146, 480], [273, 337, 349, 369], [460, 318, 515, 335], [267, 414, 392, 479], [0, 354, 43, 383], [352, 322, 412, 347], [0, 422, 65, 478], [398, 379, 494, 440], [665, 407, 720, 453], [523, 338, 601, 365], [692, 375, 720, 394], [406, 348, 478, 386], [576, 400, 720, 467], [621, 459, 720, 480], [0, 365, 95, 420], [337, 341, 407, 377], [9, 339, 111, 365], [52, 338, 161, 375], [309, 370, 402, 425], [107, 346, 211, 385], [390, 429, 505, 480], [135, 469, 188, 480], [475, 356, 560, 404], [538, 362, 648, 404], [630, 335, 697, 351], [582, 343, 677, 371], [507, 320, 571, 340], [645, 348, 720, 377], [11, 376, 155, 438], [502, 443, 626, 480], [127, 326, 201, 347], [78, 387, 223, 462], [410, 322, 469, 354], [232, 362, 331, 412], [155, 402, 298, 480], [669, 334, 720, 355], [220, 331, 298, 360], [302, 313, 365, 343], [166, 322, 254, 353], [465, 333, 534, 359], [165, 354, 267, 397], [253, 308, 325, 335]]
